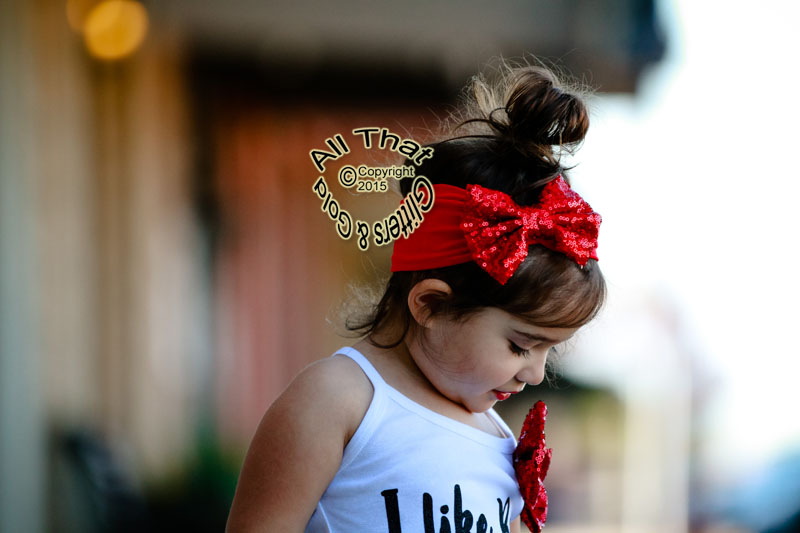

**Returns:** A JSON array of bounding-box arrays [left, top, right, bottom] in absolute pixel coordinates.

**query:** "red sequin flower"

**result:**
[[513, 400, 552, 533]]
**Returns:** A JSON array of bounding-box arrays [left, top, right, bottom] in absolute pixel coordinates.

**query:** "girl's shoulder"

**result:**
[[285, 351, 375, 445], [226, 351, 374, 530], [299, 351, 375, 400]]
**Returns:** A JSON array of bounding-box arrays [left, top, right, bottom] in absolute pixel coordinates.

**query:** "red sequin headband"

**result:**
[[390, 175, 601, 285]]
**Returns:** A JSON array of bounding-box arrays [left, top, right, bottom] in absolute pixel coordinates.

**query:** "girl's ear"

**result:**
[[407, 279, 452, 329]]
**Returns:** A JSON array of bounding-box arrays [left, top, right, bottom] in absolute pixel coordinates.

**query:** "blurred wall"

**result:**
[[1, 1, 208, 530], [1, 3, 47, 531]]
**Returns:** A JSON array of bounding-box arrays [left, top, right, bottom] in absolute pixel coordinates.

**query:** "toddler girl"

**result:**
[[226, 60, 606, 533]]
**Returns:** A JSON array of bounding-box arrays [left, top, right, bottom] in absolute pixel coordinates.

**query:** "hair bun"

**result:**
[[448, 62, 592, 175], [501, 67, 589, 157], [421, 59, 594, 198]]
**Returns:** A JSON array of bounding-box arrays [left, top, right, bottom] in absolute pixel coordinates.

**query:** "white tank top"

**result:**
[[305, 346, 524, 533]]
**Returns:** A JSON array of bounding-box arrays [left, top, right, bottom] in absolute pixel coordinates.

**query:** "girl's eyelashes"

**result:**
[[509, 341, 531, 358], [510, 340, 563, 358]]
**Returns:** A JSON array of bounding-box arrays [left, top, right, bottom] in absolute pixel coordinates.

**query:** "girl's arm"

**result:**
[[225, 356, 373, 532], [510, 516, 521, 533]]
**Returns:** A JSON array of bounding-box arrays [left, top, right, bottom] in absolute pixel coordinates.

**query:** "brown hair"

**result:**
[[345, 58, 606, 371]]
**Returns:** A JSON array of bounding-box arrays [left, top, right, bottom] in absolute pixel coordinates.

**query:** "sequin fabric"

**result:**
[[513, 400, 552, 533], [460, 176, 601, 285]]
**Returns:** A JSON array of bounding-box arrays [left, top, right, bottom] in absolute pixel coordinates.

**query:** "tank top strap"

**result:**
[[486, 408, 516, 440], [333, 346, 388, 391]]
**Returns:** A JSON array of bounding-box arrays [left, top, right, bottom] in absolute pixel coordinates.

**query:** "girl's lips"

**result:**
[[494, 391, 512, 401]]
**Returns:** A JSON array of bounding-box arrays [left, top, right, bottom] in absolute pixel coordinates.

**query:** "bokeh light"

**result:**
[[83, 0, 148, 60]]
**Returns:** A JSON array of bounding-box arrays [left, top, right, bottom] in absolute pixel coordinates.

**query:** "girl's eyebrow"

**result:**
[[512, 329, 569, 344]]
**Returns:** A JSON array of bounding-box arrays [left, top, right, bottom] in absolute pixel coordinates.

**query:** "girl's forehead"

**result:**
[[482, 307, 581, 339]]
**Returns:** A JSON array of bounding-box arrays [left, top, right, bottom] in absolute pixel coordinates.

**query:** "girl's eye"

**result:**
[[509, 341, 531, 358]]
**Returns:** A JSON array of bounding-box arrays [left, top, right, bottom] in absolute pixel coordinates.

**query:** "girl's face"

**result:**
[[409, 306, 580, 414]]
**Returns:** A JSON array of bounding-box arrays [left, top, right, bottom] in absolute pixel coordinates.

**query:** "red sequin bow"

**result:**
[[513, 400, 552, 533], [461, 176, 601, 285]]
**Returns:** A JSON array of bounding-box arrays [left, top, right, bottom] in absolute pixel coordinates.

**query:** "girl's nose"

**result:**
[[516, 351, 548, 386]]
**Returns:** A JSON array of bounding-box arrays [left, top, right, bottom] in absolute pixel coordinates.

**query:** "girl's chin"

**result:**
[[462, 399, 495, 414]]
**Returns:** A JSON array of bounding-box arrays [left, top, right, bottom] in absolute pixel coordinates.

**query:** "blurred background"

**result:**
[[1, 1, 799, 532]]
